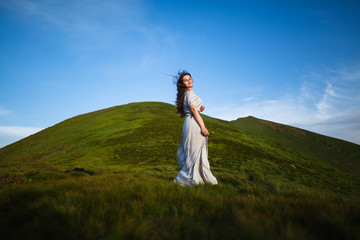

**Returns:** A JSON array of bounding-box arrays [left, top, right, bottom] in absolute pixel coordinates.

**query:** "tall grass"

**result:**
[[1, 172, 359, 240]]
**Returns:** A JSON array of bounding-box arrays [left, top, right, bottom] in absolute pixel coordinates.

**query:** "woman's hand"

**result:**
[[201, 127, 209, 136], [200, 105, 205, 112]]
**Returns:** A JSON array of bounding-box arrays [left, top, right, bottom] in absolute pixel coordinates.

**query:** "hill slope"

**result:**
[[230, 116, 360, 176], [0, 102, 359, 239]]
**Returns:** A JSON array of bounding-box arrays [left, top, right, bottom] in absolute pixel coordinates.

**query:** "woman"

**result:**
[[174, 71, 218, 186]]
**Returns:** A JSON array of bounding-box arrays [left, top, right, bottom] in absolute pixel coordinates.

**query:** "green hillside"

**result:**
[[0, 102, 359, 240], [230, 116, 360, 177]]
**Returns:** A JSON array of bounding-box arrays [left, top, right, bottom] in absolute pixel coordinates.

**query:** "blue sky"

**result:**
[[1, 0, 360, 148]]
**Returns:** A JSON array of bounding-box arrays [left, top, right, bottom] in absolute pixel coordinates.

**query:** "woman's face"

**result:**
[[182, 75, 193, 89]]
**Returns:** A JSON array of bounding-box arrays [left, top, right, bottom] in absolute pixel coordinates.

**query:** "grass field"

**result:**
[[1, 102, 359, 239]]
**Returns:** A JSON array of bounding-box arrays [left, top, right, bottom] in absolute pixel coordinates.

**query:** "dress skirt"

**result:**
[[174, 114, 218, 186]]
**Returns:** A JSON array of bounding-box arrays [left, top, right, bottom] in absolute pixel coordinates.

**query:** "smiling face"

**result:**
[[182, 74, 193, 89]]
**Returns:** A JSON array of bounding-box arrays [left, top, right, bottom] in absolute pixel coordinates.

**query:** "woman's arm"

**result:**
[[190, 105, 209, 136]]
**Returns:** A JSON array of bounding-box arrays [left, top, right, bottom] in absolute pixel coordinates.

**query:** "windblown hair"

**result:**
[[173, 70, 191, 118]]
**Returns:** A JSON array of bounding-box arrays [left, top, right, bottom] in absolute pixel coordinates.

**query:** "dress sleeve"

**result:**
[[189, 92, 202, 112]]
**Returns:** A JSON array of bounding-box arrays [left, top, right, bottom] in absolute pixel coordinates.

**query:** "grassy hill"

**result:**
[[0, 102, 359, 239], [230, 116, 360, 177]]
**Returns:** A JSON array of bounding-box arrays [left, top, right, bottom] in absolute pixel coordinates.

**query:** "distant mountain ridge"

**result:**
[[229, 115, 360, 177]]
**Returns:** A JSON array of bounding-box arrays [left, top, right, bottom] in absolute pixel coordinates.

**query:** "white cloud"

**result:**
[[1, 0, 146, 54], [296, 113, 360, 144], [240, 97, 255, 102], [207, 64, 360, 144], [0, 126, 43, 137], [0, 126, 43, 148], [2, 0, 177, 72], [316, 82, 335, 120], [0, 107, 11, 116], [208, 97, 314, 125]]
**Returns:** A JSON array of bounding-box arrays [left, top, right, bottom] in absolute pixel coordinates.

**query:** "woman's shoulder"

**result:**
[[184, 90, 193, 99], [185, 90, 196, 96]]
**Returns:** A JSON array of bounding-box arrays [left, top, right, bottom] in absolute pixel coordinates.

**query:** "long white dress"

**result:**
[[174, 90, 218, 186]]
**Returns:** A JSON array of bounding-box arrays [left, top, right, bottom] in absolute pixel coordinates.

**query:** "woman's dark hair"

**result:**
[[173, 70, 191, 117]]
